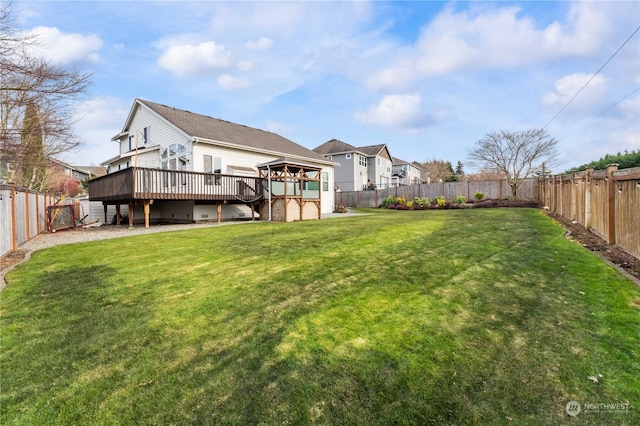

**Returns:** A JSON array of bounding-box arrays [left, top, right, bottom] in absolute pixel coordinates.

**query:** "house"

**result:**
[[313, 139, 394, 191], [0, 153, 105, 195], [48, 158, 106, 182], [89, 98, 336, 225], [392, 157, 423, 186]]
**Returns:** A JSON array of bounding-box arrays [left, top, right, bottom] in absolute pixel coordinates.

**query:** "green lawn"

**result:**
[[1, 208, 638, 425]]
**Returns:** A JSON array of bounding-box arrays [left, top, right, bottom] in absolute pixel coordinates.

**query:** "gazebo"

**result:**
[[258, 158, 322, 222]]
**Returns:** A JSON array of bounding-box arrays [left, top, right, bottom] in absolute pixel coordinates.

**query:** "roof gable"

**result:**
[[358, 144, 392, 160], [127, 99, 328, 163], [312, 138, 359, 155]]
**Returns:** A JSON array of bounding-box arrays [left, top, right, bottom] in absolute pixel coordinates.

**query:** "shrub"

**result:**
[[453, 195, 467, 204], [381, 196, 396, 208], [435, 195, 447, 207], [406, 201, 413, 209], [395, 197, 406, 205], [474, 191, 485, 201], [413, 197, 431, 208]]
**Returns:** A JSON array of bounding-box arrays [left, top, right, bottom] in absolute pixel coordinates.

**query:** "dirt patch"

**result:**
[[1, 250, 27, 272], [545, 211, 640, 284]]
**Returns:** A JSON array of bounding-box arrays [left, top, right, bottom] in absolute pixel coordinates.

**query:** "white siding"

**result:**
[[112, 104, 192, 171]]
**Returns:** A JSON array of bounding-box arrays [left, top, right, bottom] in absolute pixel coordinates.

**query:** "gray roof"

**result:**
[[392, 156, 421, 169], [313, 139, 358, 155], [314, 139, 391, 160], [358, 144, 387, 157], [138, 99, 328, 163]]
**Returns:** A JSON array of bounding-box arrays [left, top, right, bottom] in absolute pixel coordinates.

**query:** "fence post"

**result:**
[[605, 164, 618, 244], [35, 191, 40, 234], [10, 185, 17, 252], [570, 173, 577, 221], [585, 168, 593, 229], [25, 188, 31, 241]]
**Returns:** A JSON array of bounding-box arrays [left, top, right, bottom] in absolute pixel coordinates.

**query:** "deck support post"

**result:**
[[217, 203, 222, 223], [144, 200, 150, 228], [128, 202, 134, 228], [103, 204, 108, 224], [116, 205, 121, 225]]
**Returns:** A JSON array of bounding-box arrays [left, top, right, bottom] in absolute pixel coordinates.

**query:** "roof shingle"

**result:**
[[138, 99, 327, 163]]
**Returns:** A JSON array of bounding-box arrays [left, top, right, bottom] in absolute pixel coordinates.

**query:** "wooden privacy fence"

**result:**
[[539, 165, 640, 259], [1, 184, 57, 258], [336, 178, 538, 208]]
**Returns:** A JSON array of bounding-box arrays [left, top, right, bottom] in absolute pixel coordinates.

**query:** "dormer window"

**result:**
[[346, 153, 352, 159]]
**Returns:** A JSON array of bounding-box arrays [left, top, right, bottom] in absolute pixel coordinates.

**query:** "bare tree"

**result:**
[[415, 158, 455, 183], [0, 2, 92, 189], [468, 128, 558, 198]]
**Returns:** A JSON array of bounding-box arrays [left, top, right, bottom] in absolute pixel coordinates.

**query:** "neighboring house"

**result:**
[[313, 139, 394, 191], [0, 154, 105, 194], [392, 157, 423, 186], [412, 161, 430, 184], [89, 98, 336, 224], [48, 158, 106, 183]]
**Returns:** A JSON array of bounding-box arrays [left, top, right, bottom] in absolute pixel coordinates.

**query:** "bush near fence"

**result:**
[[336, 178, 538, 209], [539, 165, 639, 259]]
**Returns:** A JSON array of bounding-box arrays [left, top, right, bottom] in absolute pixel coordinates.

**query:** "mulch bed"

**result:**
[[545, 211, 640, 284]]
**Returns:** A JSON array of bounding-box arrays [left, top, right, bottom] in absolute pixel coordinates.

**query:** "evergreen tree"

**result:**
[[19, 102, 46, 189]]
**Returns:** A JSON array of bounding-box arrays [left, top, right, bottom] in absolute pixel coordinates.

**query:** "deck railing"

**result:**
[[89, 167, 264, 203]]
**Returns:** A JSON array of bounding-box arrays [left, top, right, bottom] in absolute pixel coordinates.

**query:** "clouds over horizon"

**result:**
[[355, 94, 443, 130], [12, 0, 639, 169], [365, 2, 617, 92]]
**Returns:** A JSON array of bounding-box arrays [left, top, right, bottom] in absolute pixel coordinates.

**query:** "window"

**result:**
[[142, 126, 150, 144], [358, 155, 367, 167], [213, 156, 222, 184], [322, 172, 329, 191], [346, 153, 352, 159], [327, 155, 332, 160], [377, 158, 381, 166], [204, 155, 213, 185], [128, 135, 134, 151]]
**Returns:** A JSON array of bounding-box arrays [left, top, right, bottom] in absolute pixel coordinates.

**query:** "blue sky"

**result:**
[[14, 0, 640, 172]]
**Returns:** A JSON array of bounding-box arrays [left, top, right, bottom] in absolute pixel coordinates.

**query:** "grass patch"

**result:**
[[1, 209, 638, 424]]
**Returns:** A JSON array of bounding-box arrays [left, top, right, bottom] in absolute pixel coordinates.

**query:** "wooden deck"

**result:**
[[88, 167, 264, 203]]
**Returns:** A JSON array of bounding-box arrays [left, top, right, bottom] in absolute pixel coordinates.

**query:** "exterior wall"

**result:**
[[392, 163, 423, 186], [193, 203, 257, 221], [369, 156, 393, 189], [328, 153, 368, 192], [114, 105, 192, 171], [327, 153, 355, 192], [194, 143, 335, 214]]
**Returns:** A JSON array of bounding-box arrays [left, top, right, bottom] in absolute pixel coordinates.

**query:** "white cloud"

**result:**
[[355, 94, 435, 129], [245, 37, 273, 50], [542, 73, 609, 116], [366, 2, 613, 91], [62, 97, 131, 165], [157, 41, 232, 77], [217, 74, 251, 90], [28, 26, 102, 65]]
